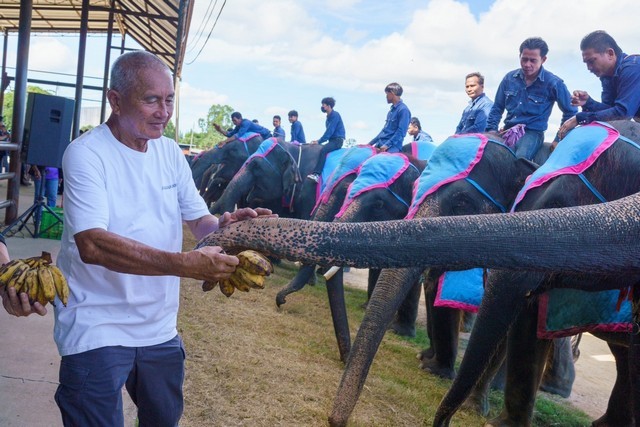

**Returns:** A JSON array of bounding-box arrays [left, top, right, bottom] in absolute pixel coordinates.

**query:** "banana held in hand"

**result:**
[[237, 250, 273, 276], [202, 250, 273, 297], [0, 251, 70, 307]]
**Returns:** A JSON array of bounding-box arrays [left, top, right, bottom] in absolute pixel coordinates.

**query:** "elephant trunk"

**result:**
[[433, 271, 543, 426], [275, 264, 316, 307], [210, 168, 254, 215], [325, 268, 351, 363], [328, 267, 423, 426], [198, 194, 640, 275]]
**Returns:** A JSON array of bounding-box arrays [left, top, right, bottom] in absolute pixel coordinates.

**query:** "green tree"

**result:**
[[163, 120, 177, 140], [191, 104, 235, 149], [2, 86, 53, 130]]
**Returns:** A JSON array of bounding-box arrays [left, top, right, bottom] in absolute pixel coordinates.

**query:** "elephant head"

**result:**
[[196, 134, 264, 205], [435, 120, 640, 427]]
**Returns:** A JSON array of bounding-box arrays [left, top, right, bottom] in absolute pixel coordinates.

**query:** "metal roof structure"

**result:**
[[0, 0, 194, 78]]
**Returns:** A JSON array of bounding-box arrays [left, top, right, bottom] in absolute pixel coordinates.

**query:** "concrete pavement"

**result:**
[[0, 181, 136, 426]]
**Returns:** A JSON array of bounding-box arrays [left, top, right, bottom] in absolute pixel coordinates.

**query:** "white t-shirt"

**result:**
[[54, 124, 209, 356]]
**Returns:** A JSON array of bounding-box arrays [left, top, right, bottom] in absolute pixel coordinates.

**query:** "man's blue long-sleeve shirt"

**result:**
[[577, 53, 640, 124], [226, 119, 272, 140], [369, 100, 411, 152], [456, 93, 494, 134], [290, 120, 306, 143], [318, 110, 346, 143], [486, 67, 577, 132], [273, 125, 285, 140]]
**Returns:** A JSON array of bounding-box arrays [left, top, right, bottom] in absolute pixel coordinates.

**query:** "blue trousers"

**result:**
[[34, 177, 59, 207], [55, 335, 186, 427], [514, 129, 544, 161]]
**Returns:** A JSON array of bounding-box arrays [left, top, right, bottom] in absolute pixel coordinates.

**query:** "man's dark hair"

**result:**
[[465, 72, 485, 86], [231, 112, 243, 120], [288, 110, 298, 118], [273, 115, 281, 121], [385, 82, 403, 97], [580, 30, 623, 57], [321, 97, 336, 108], [519, 37, 549, 57], [410, 117, 422, 130]]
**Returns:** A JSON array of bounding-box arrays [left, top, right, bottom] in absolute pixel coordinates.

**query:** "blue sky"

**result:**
[[3, 0, 639, 145]]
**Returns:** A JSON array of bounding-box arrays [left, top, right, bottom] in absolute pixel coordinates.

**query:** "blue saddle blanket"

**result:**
[[313, 146, 377, 213], [335, 153, 412, 217], [407, 140, 436, 160]]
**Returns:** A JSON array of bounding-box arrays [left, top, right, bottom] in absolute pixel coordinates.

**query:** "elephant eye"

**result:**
[[451, 196, 475, 215]]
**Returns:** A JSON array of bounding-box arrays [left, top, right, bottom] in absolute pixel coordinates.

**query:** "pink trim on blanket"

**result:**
[[513, 123, 619, 207], [335, 153, 410, 218], [406, 133, 488, 219], [238, 137, 279, 174], [411, 141, 418, 158], [433, 273, 479, 313], [536, 290, 632, 339]]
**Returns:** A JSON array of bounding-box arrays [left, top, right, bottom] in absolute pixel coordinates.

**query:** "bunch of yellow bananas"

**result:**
[[203, 250, 273, 297], [0, 251, 69, 307]]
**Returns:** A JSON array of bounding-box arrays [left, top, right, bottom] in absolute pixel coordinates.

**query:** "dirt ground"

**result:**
[[342, 268, 616, 420]]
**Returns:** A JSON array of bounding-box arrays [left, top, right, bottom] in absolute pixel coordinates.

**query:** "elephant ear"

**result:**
[[282, 152, 302, 196], [514, 158, 539, 188]]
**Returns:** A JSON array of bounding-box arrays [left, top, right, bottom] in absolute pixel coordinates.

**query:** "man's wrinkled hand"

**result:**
[[218, 207, 277, 229], [2, 286, 47, 317]]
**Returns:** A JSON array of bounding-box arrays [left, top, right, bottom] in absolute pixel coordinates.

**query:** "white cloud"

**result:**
[[28, 38, 77, 73]]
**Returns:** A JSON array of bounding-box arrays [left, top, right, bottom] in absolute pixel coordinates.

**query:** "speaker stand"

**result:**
[[1, 169, 62, 239]]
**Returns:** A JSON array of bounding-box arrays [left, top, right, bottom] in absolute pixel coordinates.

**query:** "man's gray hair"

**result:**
[[465, 72, 485, 86], [109, 51, 171, 94]]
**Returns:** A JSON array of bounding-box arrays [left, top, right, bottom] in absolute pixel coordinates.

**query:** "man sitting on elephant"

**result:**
[[368, 82, 412, 153], [213, 111, 272, 146], [307, 97, 346, 183], [486, 37, 577, 160], [558, 30, 640, 141]]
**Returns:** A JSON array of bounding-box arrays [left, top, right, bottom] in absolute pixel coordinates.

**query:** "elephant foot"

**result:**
[[416, 347, 434, 361], [461, 388, 490, 417], [389, 321, 416, 338], [591, 413, 634, 427], [539, 376, 573, 398], [484, 413, 527, 427], [419, 357, 455, 380]]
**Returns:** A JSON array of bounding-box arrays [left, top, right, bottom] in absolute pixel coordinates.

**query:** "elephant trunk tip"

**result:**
[[327, 414, 347, 427], [432, 410, 452, 427]]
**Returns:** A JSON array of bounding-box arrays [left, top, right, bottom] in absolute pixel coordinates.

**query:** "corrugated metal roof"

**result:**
[[0, 0, 193, 78]]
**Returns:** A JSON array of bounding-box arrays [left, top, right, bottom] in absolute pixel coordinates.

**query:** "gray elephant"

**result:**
[[196, 126, 640, 427], [433, 120, 640, 427], [190, 133, 264, 204]]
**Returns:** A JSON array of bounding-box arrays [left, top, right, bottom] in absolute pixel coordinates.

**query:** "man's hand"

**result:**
[[379, 145, 388, 152], [310, 140, 318, 145], [188, 246, 239, 282], [218, 207, 276, 229], [2, 286, 47, 317], [558, 116, 578, 140], [571, 90, 590, 107]]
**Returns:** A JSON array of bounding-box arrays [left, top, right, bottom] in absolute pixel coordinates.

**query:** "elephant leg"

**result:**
[[390, 278, 421, 338], [632, 292, 640, 427], [539, 337, 576, 398], [275, 264, 316, 307], [329, 267, 423, 427], [433, 271, 542, 427], [591, 342, 633, 427], [464, 336, 508, 417], [419, 276, 436, 361], [420, 305, 460, 380], [461, 311, 477, 333], [325, 268, 351, 363], [488, 299, 551, 427]]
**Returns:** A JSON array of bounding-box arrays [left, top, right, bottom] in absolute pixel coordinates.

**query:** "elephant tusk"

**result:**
[[323, 266, 341, 280]]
